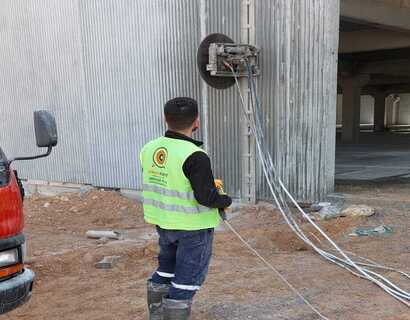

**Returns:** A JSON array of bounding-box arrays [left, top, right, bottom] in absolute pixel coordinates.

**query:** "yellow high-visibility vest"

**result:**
[[140, 136, 220, 230]]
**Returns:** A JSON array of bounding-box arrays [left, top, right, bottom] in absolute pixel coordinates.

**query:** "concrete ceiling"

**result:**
[[341, 0, 410, 32], [339, 28, 410, 53], [340, 0, 410, 54], [380, 0, 410, 8], [339, 1, 410, 94], [339, 20, 376, 33]]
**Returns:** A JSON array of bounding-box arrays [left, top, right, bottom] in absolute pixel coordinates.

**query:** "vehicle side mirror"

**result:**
[[34, 111, 58, 148]]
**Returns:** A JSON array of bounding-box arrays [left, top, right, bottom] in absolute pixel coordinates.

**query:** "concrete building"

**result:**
[[0, 0, 409, 202], [335, 0, 410, 184], [339, 0, 410, 138]]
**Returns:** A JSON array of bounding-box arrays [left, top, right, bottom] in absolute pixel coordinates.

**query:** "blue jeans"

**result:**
[[150, 226, 214, 300]]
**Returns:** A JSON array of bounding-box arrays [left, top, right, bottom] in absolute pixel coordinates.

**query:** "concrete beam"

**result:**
[[339, 30, 410, 53], [367, 75, 410, 86], [341, 0, 410, 32], [342, 75, 410, 88], [338, 49, 410, 76], [359, 60, 410, 77], [385, 94, 399, 126], [363, 84, 410, 95], [340, 47, 410, 62]]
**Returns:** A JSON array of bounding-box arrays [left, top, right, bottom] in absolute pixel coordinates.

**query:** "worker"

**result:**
[[140, 97, 232, 320]]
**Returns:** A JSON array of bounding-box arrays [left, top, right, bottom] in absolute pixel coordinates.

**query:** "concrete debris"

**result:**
[[350, 225, 392, 237], [309, 203, 375, 220], [69, 206, 79, 213], [43, 202, 50, 208], [96, 237, 110, 245], [341, 205, 375, 217], [317, 205, 342, 220], [86, 230, 121, 240], [308, 202, 342, 220], [95, 256, 121, 269], [307, 202, 332, 212]]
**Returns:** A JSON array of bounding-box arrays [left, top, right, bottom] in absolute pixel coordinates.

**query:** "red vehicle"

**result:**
[[0, 111, 57, 314]]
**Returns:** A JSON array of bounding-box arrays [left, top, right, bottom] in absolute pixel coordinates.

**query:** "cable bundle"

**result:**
[[224, 61, 410, 309]]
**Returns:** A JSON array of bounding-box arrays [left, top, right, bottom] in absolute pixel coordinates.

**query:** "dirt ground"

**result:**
[[5, 183, 410, 320]]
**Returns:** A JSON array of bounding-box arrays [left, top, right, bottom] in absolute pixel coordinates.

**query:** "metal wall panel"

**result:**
[[78, 0, 202, 189], [0, 0, 340, 201], [0, 0, 91, 184], [205, 0, 242, 198], [256, 0, 339, 201]]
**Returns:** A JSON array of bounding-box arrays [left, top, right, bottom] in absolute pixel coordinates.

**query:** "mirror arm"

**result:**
[[9, 146, 53, 164]]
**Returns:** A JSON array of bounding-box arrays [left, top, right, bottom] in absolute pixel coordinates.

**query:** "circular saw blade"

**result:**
[[197, 33, 235, 90]]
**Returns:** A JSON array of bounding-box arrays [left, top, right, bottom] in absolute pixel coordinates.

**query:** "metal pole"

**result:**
[[240, 0, 256, 203], [200, 0, 209, 152]]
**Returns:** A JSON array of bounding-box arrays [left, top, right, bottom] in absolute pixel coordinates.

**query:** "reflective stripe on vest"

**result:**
[[143, 197, 212, 214], [143, 183, 196, 201]]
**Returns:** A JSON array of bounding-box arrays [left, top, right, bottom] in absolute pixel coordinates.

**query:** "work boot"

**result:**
[[147, 280, 170, 320], [163, 298, 192, 320]]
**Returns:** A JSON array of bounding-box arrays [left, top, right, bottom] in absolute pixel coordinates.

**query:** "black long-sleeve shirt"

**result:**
[[164, 131, 232, 209]]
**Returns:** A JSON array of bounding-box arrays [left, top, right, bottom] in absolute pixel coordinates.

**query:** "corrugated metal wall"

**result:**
[[77, 0, 203, 188], [256, 0, 339, 200], [0, 0, 339, 201], [0, 0, 91, 184], [206, 0, 242, 198]]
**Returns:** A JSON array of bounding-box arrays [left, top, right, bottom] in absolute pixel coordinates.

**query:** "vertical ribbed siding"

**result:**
[[0, 0, 340, 200], [205, 0, 242, 198], [256, 0, 339, 201], [78, 0, 202, 189], [324, 0, 340, 197], [0, 0, 91, 184]]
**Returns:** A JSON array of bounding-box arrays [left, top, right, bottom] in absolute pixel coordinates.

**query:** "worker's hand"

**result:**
[[215, 179, 229, 221], [214, 179, 226, 195]]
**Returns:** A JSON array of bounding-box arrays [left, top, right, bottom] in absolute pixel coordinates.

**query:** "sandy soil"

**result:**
[[4, 185, 410, 320]]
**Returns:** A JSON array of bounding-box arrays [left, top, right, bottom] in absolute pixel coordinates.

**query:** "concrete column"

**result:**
[[392, 96, 400, 125], [341, 75, 369, 143], [385, 95, 394, 127], [373, 92, 387, 132], [385, 94, 399, 128]]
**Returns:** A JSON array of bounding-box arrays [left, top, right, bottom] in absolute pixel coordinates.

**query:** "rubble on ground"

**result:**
[[308, 203, 375, 220], [8, 187, 409, 320], [86, 230, 121, 240], [341, 204, 375, 217], [350, 225, 393, 237], [95, 256, 121, 269]]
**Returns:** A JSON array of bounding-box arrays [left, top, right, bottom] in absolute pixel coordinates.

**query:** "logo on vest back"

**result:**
[[153, 147, 168, 168]]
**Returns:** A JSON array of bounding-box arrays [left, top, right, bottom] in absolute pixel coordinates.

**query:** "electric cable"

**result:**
[[243, 62, 410, 304], [219, 63, 331, 319], [223, 220, 330, 320], [221, 61, 410, 309]]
